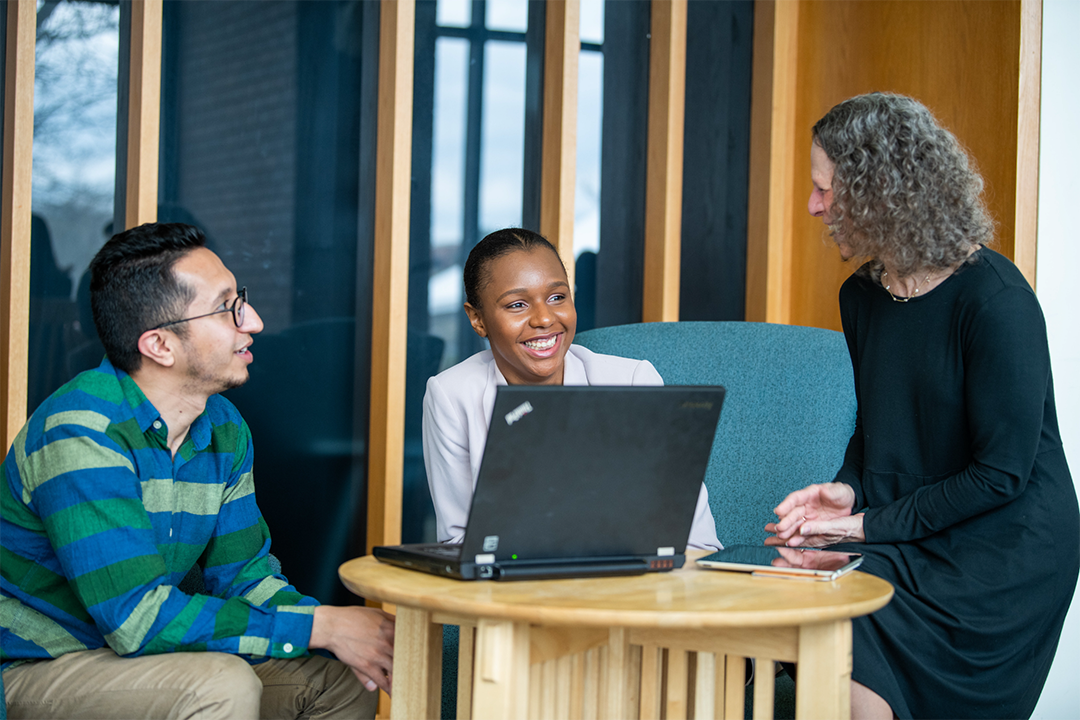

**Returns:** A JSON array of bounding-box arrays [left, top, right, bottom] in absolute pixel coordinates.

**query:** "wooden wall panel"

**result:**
[[1, 0, 35, 448], [778, 1, 1025, 330]]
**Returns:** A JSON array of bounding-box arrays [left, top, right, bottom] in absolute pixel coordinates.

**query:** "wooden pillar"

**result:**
[[642, 0, 687, 323], [124, 0, 162, 229], [367, 0, 415, 553], [1, 0, 36, 448], [745, 0, 798, 324], [540, 0, 579, 289], [1014, 0, 1041, 289]]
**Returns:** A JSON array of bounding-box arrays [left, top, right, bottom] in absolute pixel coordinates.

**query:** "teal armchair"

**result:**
[[574, 321, 857, 548]]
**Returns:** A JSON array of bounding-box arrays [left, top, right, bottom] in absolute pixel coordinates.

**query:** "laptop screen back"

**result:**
[[459, 385, 726, 563]]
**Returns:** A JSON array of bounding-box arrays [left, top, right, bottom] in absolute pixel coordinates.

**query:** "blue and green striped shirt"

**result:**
[[1, 359, 317, 668]]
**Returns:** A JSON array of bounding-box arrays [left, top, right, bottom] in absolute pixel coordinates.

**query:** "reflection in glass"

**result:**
[[29, 1, 119, 412]]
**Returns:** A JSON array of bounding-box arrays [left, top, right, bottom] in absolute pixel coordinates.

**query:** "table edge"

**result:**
[[339, 556, 894, 629]]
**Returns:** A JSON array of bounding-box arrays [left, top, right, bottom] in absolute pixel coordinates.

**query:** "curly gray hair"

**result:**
[[812, 92, 994, 277]]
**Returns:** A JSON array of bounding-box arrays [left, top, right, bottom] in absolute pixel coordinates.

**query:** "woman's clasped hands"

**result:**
[[765, 482, 866, 548]]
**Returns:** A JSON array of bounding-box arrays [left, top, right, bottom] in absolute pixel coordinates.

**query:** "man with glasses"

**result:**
[[1, 223, 393, 720]]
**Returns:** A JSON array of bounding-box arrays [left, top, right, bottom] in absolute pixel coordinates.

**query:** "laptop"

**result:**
[[374, 384, 725, 580]]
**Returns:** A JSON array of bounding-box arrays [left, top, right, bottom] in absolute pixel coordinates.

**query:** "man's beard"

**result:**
[[182, 346, 249, 395]]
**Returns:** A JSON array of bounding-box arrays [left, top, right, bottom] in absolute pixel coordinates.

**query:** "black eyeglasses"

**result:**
[[155, 287, 247, 330]]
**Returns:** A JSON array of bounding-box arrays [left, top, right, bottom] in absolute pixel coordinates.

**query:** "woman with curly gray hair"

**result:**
[[766, 93, 1078, 719]]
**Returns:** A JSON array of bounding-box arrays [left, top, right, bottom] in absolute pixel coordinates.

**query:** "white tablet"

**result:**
[[696, 545, 863, 581]]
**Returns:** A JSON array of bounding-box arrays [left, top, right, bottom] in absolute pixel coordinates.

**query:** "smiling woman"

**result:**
[[421, 228, 723, 550], [461, 229, 576, 385]]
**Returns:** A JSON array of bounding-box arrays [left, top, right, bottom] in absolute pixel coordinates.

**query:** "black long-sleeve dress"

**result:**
[[833, 247, 1079, 719]]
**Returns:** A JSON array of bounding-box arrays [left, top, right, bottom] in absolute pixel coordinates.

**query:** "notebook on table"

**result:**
[[374, 384, 726, 581]]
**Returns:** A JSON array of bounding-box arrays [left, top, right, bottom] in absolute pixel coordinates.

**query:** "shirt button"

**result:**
[[283, 643, 294, 653], [153, 420, 162, 430]]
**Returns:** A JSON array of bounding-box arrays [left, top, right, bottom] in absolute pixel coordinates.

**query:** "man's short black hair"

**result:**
[[89, 222, 207, 374]]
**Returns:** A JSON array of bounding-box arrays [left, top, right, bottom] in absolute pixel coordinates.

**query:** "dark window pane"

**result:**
[[160, 0, 375, 605]]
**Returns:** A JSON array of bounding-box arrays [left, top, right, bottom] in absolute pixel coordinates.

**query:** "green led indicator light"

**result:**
[[512, 554, 518, 559]]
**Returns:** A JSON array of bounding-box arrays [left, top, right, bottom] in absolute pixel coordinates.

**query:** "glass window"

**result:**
[[436, 0, 471, 28], [431, 39, 468, 250], [574, 52, 602, 262], [486, 0, 528, 33], [28, 0, 119, 413], [160, 0, 375, 605], [580, 0, 604, 45], [479, 40, 526, 233], [428, 36, 470, 365]]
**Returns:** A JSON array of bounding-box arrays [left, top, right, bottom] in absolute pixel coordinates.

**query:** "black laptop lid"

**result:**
[[458, 385, 725, 564]]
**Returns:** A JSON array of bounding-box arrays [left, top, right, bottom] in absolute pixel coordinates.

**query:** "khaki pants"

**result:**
[[2, 648, 377, 720]]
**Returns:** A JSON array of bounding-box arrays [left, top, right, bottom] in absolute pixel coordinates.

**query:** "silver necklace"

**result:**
[[881, 270, 930, 303]]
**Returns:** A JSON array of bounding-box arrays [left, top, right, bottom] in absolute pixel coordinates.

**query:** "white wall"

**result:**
[[1032, 2, 1080, 718]]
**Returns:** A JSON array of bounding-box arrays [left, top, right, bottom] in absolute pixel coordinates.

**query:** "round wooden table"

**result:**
[[340, 553, 893, 720]]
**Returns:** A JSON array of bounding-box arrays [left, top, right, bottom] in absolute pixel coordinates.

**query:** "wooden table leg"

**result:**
[[692, 652, 717, 718], [795, 620, 852, 720], [723, 654, 746, 719], [665, 649, 690, 720], [390, 606, 443, 720], [639, 644, 663, 720], [603, 628, 631, 720], [458, 624, 476, 719], [473, 618, 531, 720], [752, 658, 776, 720]]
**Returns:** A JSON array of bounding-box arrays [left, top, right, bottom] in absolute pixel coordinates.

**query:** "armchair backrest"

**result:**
[[574, 321, 856, 547]]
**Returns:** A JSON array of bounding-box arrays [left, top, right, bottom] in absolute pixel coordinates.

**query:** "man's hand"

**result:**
[[310, 605, 395, 694]]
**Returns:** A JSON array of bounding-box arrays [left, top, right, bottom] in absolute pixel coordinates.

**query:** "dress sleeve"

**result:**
[[832, 283, 867, 508], [423, 376, 473, 543], [28, 421, 314, 661], [862, 286, 1052, 542]]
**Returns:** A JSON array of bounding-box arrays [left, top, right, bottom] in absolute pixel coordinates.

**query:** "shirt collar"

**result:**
[[107, 357, 213, 451]]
